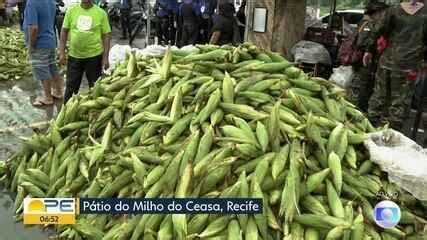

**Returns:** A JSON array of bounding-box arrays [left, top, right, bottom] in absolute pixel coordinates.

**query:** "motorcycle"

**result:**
[[106, 2, 122, 30], [129, 8, 148, 45], [129, 1, 157, 46], [105, 1, 145, 35]]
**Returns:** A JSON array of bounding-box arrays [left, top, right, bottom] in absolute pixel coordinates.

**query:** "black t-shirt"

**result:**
[[181, 3, 198, 23], [211, 14, 234, 45], [236, 7, 245, 24]]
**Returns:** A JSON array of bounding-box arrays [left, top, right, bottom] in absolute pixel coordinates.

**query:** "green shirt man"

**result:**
[[61, 2, 111, 59], [59, 0, 111, 102]]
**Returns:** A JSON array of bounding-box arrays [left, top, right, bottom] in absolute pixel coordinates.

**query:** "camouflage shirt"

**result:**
[[357, 20, 376, 53], [368, 5, 427, 70]]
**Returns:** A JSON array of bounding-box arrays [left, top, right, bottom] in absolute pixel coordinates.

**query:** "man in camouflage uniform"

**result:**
[[363, 0, 427, 131], [348, 2, 388, 112]]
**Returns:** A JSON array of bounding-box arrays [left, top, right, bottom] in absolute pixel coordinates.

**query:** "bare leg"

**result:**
[[41, 79, 54, 103], [51, 73, 64, 98]]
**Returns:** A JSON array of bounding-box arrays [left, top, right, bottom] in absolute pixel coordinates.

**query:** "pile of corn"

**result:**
[[1, 43, 426, 240], [0, 27, 30, 81]]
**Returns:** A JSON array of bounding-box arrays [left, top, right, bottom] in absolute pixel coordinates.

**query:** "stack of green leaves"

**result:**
[[0, 27, 30, 81]]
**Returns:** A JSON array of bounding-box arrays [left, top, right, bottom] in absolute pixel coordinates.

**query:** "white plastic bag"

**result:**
[[140, 45, 167, 57], [108, 44, 132, 73], [177, 45, 200, 55], [364, 129, 427, 200], [107, 44, 165, 74], [329, 66, 354, 89], [140, 44, 200, 57]]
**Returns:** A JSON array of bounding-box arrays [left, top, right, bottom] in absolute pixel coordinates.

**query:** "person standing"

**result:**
[[363, 0, 427, 131], [59, 0, 111, 102], [198, 0, 217, 43], [179, 0, 200, 46], [18, 0, 26, 27], [348, 2, 388, 112], [154, 0, 177, 45], [24, 0, 63, 106], [236, 0, 246, 41], [154, 0, 168, 44], [119, 0, 131, 40], [210, 0, 238, 45]]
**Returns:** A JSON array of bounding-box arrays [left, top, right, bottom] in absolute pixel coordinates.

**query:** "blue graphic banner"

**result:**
[[79, 198, 263, 214]]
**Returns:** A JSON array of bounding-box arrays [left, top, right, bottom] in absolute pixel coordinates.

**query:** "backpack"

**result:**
[[338, 22, 368, 66]]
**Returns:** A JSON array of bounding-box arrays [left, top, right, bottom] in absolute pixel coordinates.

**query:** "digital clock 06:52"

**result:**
[[39, 215, 59, 223]]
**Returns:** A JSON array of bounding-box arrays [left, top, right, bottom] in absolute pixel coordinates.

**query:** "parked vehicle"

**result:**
[[320, 9, 364, 36], [320, 9, 364, 28]]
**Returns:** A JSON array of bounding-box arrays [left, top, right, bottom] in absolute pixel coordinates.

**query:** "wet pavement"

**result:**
[[0, 76, 61, 239], [0, 77, 59, 160], [0, 188, 54, 240]]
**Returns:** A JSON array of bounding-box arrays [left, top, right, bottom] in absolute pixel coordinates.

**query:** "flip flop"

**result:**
[[52, 88, 64, 100], [52, 93, 63, 100], [32, 98, 54, 107]]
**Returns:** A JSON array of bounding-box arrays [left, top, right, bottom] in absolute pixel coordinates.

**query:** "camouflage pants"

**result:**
[[348, 65, 375, 112], [368, 67, 414, 131], [414, 98, 427, 145]]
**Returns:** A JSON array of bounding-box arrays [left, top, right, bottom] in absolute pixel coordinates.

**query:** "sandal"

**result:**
[[52, 88, 63, 100], [52, 93, 63, 100], [32, 97, 54, 106]]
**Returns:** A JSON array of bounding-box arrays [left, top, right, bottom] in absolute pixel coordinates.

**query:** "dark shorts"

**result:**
[[29, 48, 59, 81]]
